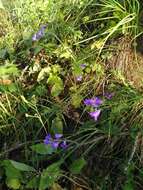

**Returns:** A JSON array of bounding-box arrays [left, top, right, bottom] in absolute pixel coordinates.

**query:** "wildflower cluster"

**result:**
[[84, 93, 114, 121], [84, 97, 103, 107], [44, 133, 67, 149], [84, 97, 102, 121]]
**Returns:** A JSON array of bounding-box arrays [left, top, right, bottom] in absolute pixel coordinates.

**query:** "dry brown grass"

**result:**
[[108, 36, 143, 91]]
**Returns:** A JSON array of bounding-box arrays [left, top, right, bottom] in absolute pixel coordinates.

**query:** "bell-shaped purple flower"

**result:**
[[44, 134, 52, 145], [60, 140, 68, 149], [84, 97, 103, 107], [89, 110, 101, 121], [44, 133, 67, 150], [51, 141, 60, 149], [55, 134, 63, 139]]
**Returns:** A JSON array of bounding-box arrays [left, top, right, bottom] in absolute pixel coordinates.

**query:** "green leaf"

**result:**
[[37, 66, 51, 82], [10, 160, 35, 172], [60, 51, 72, 59], [26, 176, 40, 189], [8, 83, 18, 92], [39, 162, 61, 190], [3, 160, 22, 179], [33, 46, 43, 55], [6, 178, 21, 190], [73, 64, 82, 76], [35, 85, 47, 96], [52, 65, 62, 74], [71, 94, 82, 108], [31, 143, 55, 155], [0, 49, 7, 59], [47, 74, 64, 96], [0, 64, 19, 77], [47, 75, 62, 86], [52, 116, 63, 134], [70, 157, 86, 174], [123, 182, 134, 190], [51, 83, 63, 97]]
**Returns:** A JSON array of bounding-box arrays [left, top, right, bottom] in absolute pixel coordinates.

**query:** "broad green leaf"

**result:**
[[37, 66, 51, 82], [47, 75, 63, 85], [26, 176, 40, 189], [8, 83, 18, 92], [51, 83, 63, 97], [3, 160, 22, 179], [6, 178, 21, 190], [52, 116, 63, 134], [33, 46, 43, 55], [52, 65, 62, 74], [35, 85, 47, 96], [39, 162, 61, 190], [71, 94, 82, 108], [0, 64, 19, 77], [10, 160, 35, 172], [31, 143, 55, 155], [70, 157, 86, 174]]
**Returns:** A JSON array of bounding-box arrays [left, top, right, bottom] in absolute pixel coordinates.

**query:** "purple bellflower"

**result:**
[[44, 133, 67, 149], [60, 140, 68, 149], [44, 134, 52, 145], [55, 134, 63, 139], [84, 97, 103, 107], [89, 110, 101, 121]]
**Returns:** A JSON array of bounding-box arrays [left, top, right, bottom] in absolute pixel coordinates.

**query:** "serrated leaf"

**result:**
[[70, 158, 86, 174], [10, 160, 35, 172], [31, 143, 55, 155]]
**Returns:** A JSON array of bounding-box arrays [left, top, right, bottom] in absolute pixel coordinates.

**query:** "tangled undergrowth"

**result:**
[[1, 0, 143, 189]]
